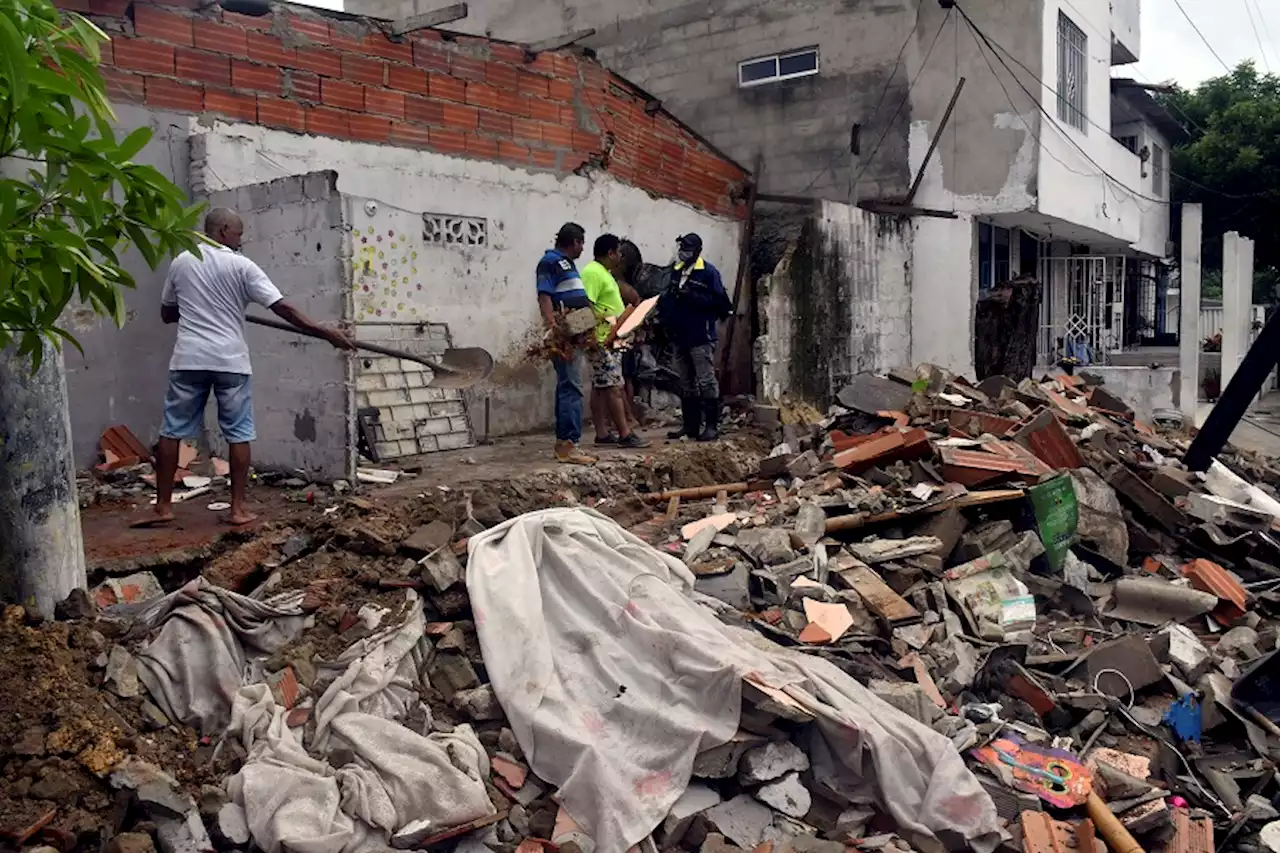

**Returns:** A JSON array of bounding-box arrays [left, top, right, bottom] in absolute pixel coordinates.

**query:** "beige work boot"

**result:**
[[555, 440, 597, 465]]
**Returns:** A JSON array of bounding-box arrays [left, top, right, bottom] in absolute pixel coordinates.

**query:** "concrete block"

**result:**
[[398, 439, 420, 456], [755, 771, 810, 818], [659, 784, 722, 847], [449, 416, 470, 432], [452, 685, 504, 721], [738, 741, 809, 784], [405, 372, 425, 388], [411, 403, 432, 419], [384, 372, 408, 390], [703, 794, 774, 849], [420, 417, 453, 435], [389, 404, 416, 423], [376, 441, 399, 458], [400, 359, 429, 373], [355, 373, 385, 392], [302, 170, 334, 201], [366, 389, 407, 408], [431, 401, 466, 418], [407, 387, 434, 404]]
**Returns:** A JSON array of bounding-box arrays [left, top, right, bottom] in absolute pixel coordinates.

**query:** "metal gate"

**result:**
[[1038, 255, 1126, 366]]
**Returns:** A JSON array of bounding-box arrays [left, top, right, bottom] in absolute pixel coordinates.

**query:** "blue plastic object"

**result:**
[[1163, 693, 1202, 743]]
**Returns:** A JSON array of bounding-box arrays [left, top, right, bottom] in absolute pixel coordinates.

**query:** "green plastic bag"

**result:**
[[1027, 474, 1079, 573]]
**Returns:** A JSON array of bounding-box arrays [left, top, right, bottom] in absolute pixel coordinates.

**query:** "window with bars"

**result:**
[[1057, 11, 1087, 132], [1152, 143, 1165, 196]]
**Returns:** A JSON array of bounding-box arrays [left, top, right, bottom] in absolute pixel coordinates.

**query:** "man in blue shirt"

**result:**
[[536, 223, 595, 464], [658, 233, 732, 441]]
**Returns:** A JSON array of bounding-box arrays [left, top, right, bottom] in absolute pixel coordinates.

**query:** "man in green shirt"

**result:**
[[581, 234, 648, 449]]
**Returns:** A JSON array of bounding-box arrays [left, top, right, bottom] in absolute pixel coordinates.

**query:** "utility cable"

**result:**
[[1172, 0, 1233, 73], [959, 4, 1274, 202], [799, 7, 951, 197], [1251, 0, 1278, 71], [1243, 0, 1272, 71]]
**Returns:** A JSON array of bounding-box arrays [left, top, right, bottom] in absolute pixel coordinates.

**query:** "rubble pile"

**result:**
[[10, 366, 1280, 853]]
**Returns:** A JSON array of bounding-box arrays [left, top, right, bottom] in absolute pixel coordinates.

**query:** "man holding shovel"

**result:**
[[135, 207, 354, 528]]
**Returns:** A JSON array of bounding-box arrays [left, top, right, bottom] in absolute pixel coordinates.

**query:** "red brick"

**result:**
[[429, 73, 465, 103], [541, 123, 573, 149], [551, 54, 577, 76], [511, 117, 540, 144], [412, 29, 443, 44], [144, 76, 203, 111], [404, 95, 443, 124], [465, 133, 498, 159], [257, 95, 305, 131], [430, 127, 466, 155], [247, 31, 293, 63], [285, 14, 330, 45], [231, 60, 282, 95], [412, 41, 450, 73], [562, 152, 590, 172], [113, 39, 175, 74], [559, 105, 576, 125], [531, 149, 557, 169], [347, 114, 391, 143], [526, 53, 555, 75], [477, 111, 511, 136], [291, 46, 341, 77], [572, 129, 600, 151], [440, 102, 478, 129], [365, 87, 405, 118], [489, 42, 524, 64], [193, 19, 247, 56], [54, 0, 93, 13], [221, 9, 271, 30], [485, 61, 519, 90], [204, 87, 257, 121], [517, 72, 550, 98], [175, 47, 230, 86], [498, 140, 529, 163], [387, 64, 428, 94], [450, 54, 486, 81], [389, 121, 431, 147], [134, 6, 193, 46], [98, 39, 114, 66], [527, 97, 561, 123], [342, 53, 385, 85], [364, 35, 412, 64], [286, 70, 320, 101], [320, 77, 363, 110], [89, 0, 129, 15], [101, 67, 144, 102], [547, 78, 575, 102], [495, 90, 530, 117], [465, 80, 500, 110], [305, 105, 349, 136], [327, 23, 365, 52]]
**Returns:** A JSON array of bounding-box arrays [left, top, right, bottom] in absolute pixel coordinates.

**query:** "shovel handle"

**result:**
[[244, 314, 457, 373]]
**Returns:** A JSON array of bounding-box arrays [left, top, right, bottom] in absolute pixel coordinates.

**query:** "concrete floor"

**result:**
[[1197, 392, 1280, 458]]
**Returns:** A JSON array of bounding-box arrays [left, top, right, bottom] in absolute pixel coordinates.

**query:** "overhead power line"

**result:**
[[957, 4, 1274, 203], [1251, 0, 1279, 70], [1171, 0, 1233, 72], [1243, 0, 1272, 71]]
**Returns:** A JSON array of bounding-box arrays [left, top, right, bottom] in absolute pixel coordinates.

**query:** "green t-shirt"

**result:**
[[580, 259, 625, 343]]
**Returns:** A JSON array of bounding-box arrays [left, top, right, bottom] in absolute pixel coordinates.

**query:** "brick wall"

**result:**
[[57, 0, 749, 218]]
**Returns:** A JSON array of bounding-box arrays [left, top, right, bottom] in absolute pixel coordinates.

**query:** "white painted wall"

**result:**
[[1112, 118, 1171, 258], [1037, 0, 1143, 247], [191, 120, 742, 436], [1111, 0, 1141, 63], [912, 215, 977, 377]]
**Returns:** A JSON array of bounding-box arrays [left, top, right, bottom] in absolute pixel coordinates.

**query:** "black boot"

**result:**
[[668, 397, 702, 439], [697, 397, 720, 441]]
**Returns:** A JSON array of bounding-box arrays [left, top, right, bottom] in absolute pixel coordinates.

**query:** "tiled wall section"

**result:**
[[354, 323, 474, 458]]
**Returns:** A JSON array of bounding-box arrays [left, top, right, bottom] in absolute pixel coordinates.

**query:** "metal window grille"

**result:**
[[738, 48, 819, 87], [1152, 143, 1165, 196], [1057, 12, 1087, 132]]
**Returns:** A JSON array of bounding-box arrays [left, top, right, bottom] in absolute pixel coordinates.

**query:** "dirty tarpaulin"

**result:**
[[466, 507, 1005, 853]]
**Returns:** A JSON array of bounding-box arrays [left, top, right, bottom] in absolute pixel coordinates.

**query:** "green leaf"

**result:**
[[0, 9, 28, 108]]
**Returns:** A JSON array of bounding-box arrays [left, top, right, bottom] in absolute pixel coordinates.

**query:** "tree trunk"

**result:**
[[0, 342, 86, 616]]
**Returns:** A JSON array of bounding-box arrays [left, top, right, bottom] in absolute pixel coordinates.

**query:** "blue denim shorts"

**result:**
[[160, 370, 256, 444]]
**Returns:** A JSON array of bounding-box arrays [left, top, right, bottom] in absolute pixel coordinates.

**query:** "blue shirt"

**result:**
[[536, 249, 589, 309]]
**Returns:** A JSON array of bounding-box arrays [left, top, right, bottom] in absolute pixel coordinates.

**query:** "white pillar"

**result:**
[[1222, 231, 1248, 390], [1179, 204, 1202, 420]]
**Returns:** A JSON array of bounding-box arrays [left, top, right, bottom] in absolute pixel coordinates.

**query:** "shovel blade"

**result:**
[[424, 347, 494, 389]]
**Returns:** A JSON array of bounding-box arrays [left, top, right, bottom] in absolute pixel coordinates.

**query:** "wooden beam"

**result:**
[[905, 77, 965, 205], [390, 2, 467, 35], [756, 192, 819, 206], [523, 27, 595, 56], [857, 200, 958, 219]]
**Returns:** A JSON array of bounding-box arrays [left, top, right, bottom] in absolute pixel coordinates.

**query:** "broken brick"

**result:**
[[1183, 558, 1248, 624]]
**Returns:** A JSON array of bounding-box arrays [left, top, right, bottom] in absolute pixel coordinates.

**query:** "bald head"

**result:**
[[205, 207, 244, 250]]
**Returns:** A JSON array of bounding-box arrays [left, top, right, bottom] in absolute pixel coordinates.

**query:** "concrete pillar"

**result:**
[[1179, 204, 1202, 421], [1222, 231, 1253, 390], [0, 342, 86, 618]]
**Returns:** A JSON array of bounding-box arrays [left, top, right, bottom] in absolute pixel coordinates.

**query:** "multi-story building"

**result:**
[[366, 0, 1179, 377]]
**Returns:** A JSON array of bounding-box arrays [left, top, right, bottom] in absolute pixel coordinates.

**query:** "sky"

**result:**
[[1136, 0, 1278, 88]]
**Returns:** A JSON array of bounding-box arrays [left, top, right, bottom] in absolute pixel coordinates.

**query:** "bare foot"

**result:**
[[222, 509, 259, 527], [130, 508, 175, 529]]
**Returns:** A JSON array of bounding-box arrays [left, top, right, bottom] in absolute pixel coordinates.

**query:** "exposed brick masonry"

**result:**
[[57, 0, 748, 217]]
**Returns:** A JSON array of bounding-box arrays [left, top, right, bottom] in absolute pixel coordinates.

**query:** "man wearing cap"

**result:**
[[536, 222, 595, 464], [658, 233, 732, 441]]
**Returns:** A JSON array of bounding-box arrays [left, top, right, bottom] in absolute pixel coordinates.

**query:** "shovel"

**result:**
[[245, 315, 494, 390]]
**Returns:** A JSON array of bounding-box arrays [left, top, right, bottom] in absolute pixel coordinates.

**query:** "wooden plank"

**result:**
[[524, 27, 595, 54], [835, 561, 921, 625], [389, 2, 468, 35]]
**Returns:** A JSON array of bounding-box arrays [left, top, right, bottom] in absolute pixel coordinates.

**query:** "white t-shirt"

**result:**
[[161, 244, 283, 375]]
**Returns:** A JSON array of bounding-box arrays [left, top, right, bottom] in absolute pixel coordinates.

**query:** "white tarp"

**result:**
[[223, 593, 496, 853], [467, 508, 1003, 853]]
